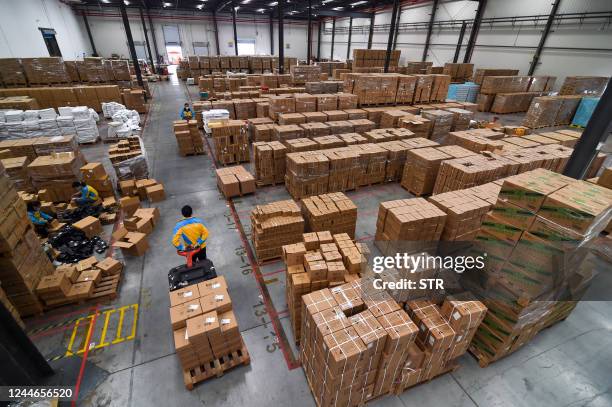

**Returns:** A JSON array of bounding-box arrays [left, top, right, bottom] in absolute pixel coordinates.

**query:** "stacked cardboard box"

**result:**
[[285, 151, 330, 199], [443, 63, 474, 82], [27, 152, 81, 203], [1, 157, 32, 192], [80, 162, 113, 198], [0, 58, 27, 86], [170, 276, 248, 383], [469, 169, 611, 365], [251, 199, 305, 261], [210, 120, 249, 165], [284, 231, 369, 342], [269, 96, 295, 120], [285, 138, 319, 152], [0, 165, 53, 315], [301, 192, 357, 238], [215, 166, 256, 198], [401, 146, 476, 196], [374, 198, 447, 255], [433, 154, 511, 194], [253, 141, 286, 186], [173, 120, 204, 156], [559, 76, 609, 96], [522, 95, 583, 128], [428, 189, 492, 241], [490, 92, 544, 114], [290, 65, 322, 84], [399, 114, 433, 138], [421, 110, 454, 143], [353, 49, 400, 69], [472, 68, 519, 84], [0, 283, 24, 327]]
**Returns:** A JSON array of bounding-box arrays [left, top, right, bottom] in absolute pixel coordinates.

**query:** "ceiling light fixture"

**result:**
[[196, 4, 203, 9], [350, 0, 366, 6], [269, 1, 278, 5], [332, 6, 343, 10]]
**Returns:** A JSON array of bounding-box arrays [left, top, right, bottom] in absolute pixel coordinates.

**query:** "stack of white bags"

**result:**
[[0, 106, 100, 143], [102, 102, 141, 141]]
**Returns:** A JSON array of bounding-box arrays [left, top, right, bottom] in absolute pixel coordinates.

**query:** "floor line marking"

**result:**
[[111, 305, 129, 345], [72, 304, 100, 407], [126, 304, 139, 340], [94, 309, 116, 350]]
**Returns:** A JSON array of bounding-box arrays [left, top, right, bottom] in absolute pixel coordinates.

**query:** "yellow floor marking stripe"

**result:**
[[126, 304, 139, 340], [77, 314, 98, 355], [94, 309, 116, 350], [65, 316, 86, 357], [111, 305, 130, 345]]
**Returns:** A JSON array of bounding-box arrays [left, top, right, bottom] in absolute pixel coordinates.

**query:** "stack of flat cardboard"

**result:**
[[250, 199, 305, 261]]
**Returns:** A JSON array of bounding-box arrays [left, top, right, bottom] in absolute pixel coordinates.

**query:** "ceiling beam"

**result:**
[[317, 10, 373, 19]]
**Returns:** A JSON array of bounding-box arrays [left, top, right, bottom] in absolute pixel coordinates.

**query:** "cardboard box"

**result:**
[[146, 184, 166, 202], [112, 227, 148, 256], [72, 216, 102, 238], [95, 257, 123, 275], [77, 269, 102, 285], [120, 196, 140, 216]]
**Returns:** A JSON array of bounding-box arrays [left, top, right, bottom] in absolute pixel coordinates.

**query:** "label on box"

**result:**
[[428, 336, 435, 346], [182, 291, 193, 298], [206, 317, 216, 323], [212, 283, 221, 289], [214, 294, 224, 301], [456, 335, 463, 342], [453, 311, 461, 320], [420, 323, 426, 332], [185, 331, 189, 340], [188, 304, 200, 311], [221, 318, 231, 325]]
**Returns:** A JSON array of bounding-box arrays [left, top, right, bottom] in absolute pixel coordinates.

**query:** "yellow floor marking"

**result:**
[[77, 314, 98, 354], [65, 316, 88, 357], [93, 309, 116, 350], [111, 304, 130, 345], [126, 304, 139, 340]]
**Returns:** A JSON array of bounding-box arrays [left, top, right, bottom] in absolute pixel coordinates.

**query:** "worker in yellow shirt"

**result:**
[[71, 181, 100, 206], [179, 102, 194, 120], [172, 205, 209, 262]]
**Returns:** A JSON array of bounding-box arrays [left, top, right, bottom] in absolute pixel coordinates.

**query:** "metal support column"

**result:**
[[384, 0, 400, 73], [528, 0, 561, 75], [453, 21, 467, 63], [81, 12, 98, 57], [392, 6, 401, 50], [232, 2, 239, 56], [0, 302, 53, 386], [563, 78, 612, 179], [278, 0, 284, 73], [347, 17, 353, 60], [146, 10, 161, 66], [307, 0, 312, 63], [317, 20, 322, 60], [140, 8, 155, 74], [270, 14, 274, 55], [463, 0, 487, 63], [119, 1, 145, 92], [212, 11, 221, 55], [330, 17, 336, 60], [367, 13, 375, 49], [422, 0, 439, 61]]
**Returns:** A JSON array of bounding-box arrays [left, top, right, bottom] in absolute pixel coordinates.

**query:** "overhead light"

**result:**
[[257, 8, 266, 12], [123, 0, 129, 4], [163, 2, 172, 6], [269, 1, 278, 5], [241, 0, 251, 3], [101, 0, 110, 3], [322, 0, 333, 4], [332, 6, 343, 10], [196, 4, 203, 8], [350, 0, 366, 6], [234, 5, 240, 10]]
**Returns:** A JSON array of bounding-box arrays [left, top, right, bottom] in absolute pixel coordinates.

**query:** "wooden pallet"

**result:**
[[182, 341, 250, 390], [43, 273, 122, 310], [391, 362, 459, 395]]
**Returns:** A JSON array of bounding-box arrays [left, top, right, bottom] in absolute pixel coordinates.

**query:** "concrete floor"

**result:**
[[25, 78, 612, 407]]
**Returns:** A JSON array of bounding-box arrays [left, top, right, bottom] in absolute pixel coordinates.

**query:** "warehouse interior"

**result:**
[[0, 0, 611, 407]]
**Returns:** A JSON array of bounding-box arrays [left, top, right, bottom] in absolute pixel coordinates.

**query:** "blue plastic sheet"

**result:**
[[571, 97, 600, 127]]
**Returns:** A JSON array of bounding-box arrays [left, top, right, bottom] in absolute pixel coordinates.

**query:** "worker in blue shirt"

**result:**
[[180, 102, 194, 120], [172, 205, 209, 262], [71, 181, 100, 206], [27, 201, 53, 237]]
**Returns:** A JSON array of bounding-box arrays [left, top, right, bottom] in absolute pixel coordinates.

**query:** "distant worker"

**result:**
[[180, 102, 194, 120], [27, 201, 53, 237], [172, 205, 209, 262], [71, 181, 100, 206]]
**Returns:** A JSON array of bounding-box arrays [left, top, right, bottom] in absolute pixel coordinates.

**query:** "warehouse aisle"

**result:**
[[31, 79, 612, 407]]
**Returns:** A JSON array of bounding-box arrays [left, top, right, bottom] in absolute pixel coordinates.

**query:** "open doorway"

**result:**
[[39, 28, 62, 57], [162, 25, 182, 65], [237, 39, 256, 55]]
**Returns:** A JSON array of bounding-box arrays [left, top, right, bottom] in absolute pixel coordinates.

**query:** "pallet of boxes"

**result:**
[[299, 276, 488, 406], [0, 162, 54, 316], [283, 231, 369, 344], [108, 137, 150, 181], [174, 120, 205, 157], [169, 276, 250, 390], [210, 120, 249, 166], [468, 168, 612, 366], [36, 256, 124, 308], [215, 165, 255, 198], [250, 199, 305, 263]]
